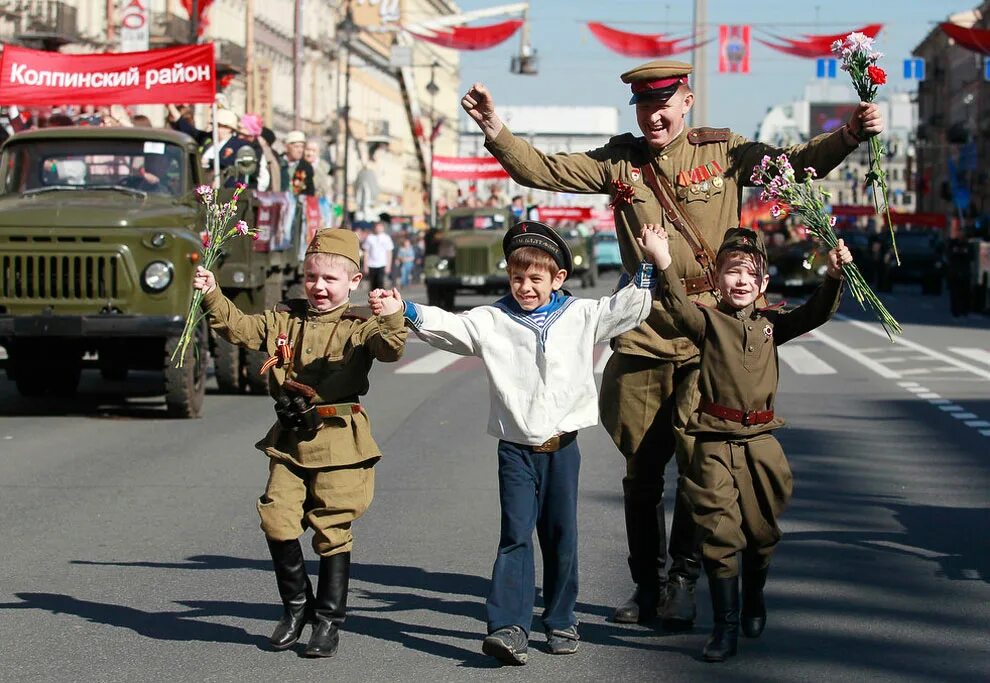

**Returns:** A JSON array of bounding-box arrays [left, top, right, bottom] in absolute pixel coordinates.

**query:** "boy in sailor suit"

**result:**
[[369, 221, 668, 665]]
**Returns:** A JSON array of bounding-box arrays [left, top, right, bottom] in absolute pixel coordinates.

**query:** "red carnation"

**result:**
[[867, 66, 886, 85]]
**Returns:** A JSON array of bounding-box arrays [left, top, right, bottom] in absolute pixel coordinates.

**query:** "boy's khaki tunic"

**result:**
[[202, 287, 407, 556], [485, 125, 856, 458], [657, 270, 843, 577]]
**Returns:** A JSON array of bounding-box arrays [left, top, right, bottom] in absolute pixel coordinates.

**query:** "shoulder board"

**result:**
[[757, 301, 787, 312], [608, 132, 644, 146], [693, 301, 711, 309], [342, 305, 371, 322], [274, 299, 308, 315], [687, 127, 731, 145]]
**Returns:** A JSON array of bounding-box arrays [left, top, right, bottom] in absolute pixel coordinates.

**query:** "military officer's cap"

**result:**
[[306, 228, 361, 267], [620, 60, 693, 105], [717, 227, 768, 262], [502, 220, 573, 276]]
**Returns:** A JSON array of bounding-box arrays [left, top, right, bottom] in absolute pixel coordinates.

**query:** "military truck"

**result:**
[[423, 207, 595, 310], [0, 127, 303, 417]]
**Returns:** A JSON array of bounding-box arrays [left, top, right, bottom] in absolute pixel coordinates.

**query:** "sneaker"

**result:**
[[546, 626, 580, 655], [482, 625, 529, 665]]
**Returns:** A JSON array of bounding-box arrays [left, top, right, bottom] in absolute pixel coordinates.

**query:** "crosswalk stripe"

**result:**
[[777, 346, 837, 375], [948, 347, 990, 366], [594, 346, 613, 375], [396, 350, 464, 374]]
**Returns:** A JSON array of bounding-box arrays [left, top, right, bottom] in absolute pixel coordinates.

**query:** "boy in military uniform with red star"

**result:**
[[192, 228, 406, 658], [649, 224, 852, 662]]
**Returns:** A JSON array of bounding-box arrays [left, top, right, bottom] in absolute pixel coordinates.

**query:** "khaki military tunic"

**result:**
[[657, 269, 843, 576], [486, 124, 855, 362], [202, 288, 407, 555]]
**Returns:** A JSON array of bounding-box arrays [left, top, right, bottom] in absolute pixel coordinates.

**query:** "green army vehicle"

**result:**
[[0, 127, 301, 417], [423, 207, 596, 310]]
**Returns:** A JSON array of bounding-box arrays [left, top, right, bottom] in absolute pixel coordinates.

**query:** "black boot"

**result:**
[[659, 492, 700, 630], [741, 557, 768, 638], [612, 480, 664, 624], [305, 552, 350, 658], [702, 573, 739, 662], [266, 538, 314, 650]]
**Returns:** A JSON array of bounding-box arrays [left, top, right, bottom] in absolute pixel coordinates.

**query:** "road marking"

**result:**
[[594, 346, 613, 375], [837, 315, 990, 381], [950, 412, 979, 420], [981, 430, 990, 437], [777, 346, 837, 375], [808, 329, 900, 379], [965, 420, 990, 428], [916, 392, 941, 399], [948, 347, 990, 366], [396, 350, 463, 374]]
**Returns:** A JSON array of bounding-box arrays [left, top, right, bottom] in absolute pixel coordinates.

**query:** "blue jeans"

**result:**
[[486, 438, 580, 635], [399, 261, 414, 286]]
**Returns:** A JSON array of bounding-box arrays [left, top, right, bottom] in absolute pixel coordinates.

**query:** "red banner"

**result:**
[[939, 22, 990, 56], [0, 44, 216, 105], [534, 207, 594, 222], [586, 22, 703, 58], [431, 156, 509, 180], [718, 25, 750, 73], [406, 20, 523, 51]]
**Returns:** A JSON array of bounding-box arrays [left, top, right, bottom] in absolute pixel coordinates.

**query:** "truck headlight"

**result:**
[[573, 255, 584, 266], [497, 258, 507, 270], [143, 261, 173, 291], [436, 258, 449, 272]]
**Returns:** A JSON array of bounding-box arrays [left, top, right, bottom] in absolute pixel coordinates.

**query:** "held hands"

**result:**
[[368, 288, 403, 316], [192, 265, 216, 294], [826, 238, 853, 279], [461, 83, 503, 140], [845, 102, 883, 142], [637, 224, 672, 270]]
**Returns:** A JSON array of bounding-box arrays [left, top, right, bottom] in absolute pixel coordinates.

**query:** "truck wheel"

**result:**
[[213, 337, 242, 394], [426, 284, 442, 307], [164, 326, 206, 418], [244, 348, 270, 394], [442, 289, 456, 310]]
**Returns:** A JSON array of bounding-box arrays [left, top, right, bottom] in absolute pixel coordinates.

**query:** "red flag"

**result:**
[[718, 25, 750, 73], [432, 156, 509, 180], [0, 44, 216, 105]]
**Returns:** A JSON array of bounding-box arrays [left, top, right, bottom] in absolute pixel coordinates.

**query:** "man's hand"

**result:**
[[845, 102, 883, 142], [461, 83, 504, 141], [369, 288, 403, 316], [826, 238, 853, 279], [193, 265, 217, 294], [637, 224, 672, 270]]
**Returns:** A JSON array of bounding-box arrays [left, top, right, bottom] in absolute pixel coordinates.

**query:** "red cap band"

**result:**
[[631, 76, 688, 94]]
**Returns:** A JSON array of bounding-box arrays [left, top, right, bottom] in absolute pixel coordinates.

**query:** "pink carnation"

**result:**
[[235, 220, 249, 236]]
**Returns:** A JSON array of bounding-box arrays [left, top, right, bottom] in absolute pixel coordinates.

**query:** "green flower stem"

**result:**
[[170, 289, 204, 367], [868, 135, 898, 265]]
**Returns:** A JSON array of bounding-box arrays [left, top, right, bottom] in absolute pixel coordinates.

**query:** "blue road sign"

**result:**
[[985, 57, 990, 81], [816, 58, 837, 79], [903, 57, 925, 80]]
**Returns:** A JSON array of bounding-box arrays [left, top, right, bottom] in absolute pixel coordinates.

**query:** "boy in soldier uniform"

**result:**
[[192, 228, 407, 657], [649, 225, 851, 662], [369, 221, 668, 665]]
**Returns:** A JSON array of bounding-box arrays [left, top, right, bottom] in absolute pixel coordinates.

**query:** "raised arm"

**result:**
[[771, 240, 850, 345], [370, 288, 485, 357], [351, 309, 407, 362], [196, 266, 268, 349]]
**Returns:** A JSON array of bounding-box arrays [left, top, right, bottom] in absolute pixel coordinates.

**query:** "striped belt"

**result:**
[[698, 400, 774, 426], [315, 402, 362, 419], [533, 431, 577, 453]]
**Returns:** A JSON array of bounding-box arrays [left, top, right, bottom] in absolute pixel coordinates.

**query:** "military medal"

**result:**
[[630, 167, 641, 182], [712, 176, 724, 188], [764, 324, 773, 338], [259, 333, 293, 375]]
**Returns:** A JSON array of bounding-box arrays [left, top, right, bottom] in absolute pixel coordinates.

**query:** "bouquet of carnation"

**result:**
[[752, 153, 902, 341], [831, 31, 898, 264], [171, 183, 259, 367]]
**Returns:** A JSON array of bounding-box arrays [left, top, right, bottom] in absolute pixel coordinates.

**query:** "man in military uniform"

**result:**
[[461, 60, 882, 628]]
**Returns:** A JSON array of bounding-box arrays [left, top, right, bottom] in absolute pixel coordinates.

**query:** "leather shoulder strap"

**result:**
[[640, 162, 719, 293]]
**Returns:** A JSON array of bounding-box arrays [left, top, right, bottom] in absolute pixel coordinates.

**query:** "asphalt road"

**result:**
[[1, 273, 988, 683]]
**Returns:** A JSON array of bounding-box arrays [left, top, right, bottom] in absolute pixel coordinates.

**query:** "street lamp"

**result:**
[[337, 3, 358, 228], [426, 60, 440, 228]]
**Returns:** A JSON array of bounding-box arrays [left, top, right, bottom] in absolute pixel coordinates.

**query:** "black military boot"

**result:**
[[659, 494, 701, 630], [305, 552, 350, 658], [612, 481, 664, 624], [740, 556, 768, 638], [266, 538, 314, 650], [702, 572, 739, 662]]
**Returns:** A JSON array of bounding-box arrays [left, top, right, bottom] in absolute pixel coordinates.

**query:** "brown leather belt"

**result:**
[[533, 431, 577, 453], [681, 274, 716, 295], [316, 402, 362, 418], [698, 400, 774, 426]]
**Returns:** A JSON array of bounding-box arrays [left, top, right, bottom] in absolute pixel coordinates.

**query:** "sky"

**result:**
[[446, 0, 972, 138]]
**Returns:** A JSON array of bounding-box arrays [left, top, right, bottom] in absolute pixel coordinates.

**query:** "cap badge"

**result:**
[[630, 167, 641, 183]]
